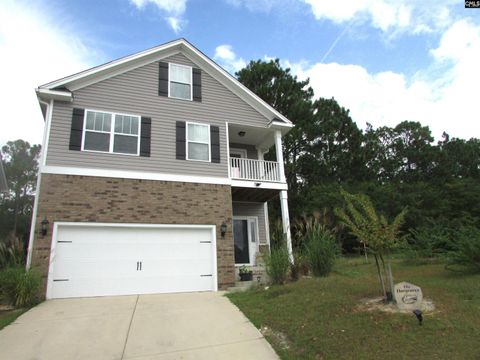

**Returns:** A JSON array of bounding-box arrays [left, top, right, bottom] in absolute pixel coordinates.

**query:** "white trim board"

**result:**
[[41, 165, 288, 189], [46, 222, 218, 299]]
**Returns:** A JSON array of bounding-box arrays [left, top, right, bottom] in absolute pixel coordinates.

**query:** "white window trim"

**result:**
[[233, 216, 260, 266], [229, 148, 248, 159], [186, 121, 211, 162], [81, 109, 141, 156], [168, 62, 193, 101]]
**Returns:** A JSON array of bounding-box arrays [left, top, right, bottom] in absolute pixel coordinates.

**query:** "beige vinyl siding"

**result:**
[[229, 143, 258, 160], [45, 53, 270, 177], [232, 201, 267, 244]]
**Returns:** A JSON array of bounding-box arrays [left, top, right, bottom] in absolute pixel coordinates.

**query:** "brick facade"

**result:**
[[31, 174, 235, 295]]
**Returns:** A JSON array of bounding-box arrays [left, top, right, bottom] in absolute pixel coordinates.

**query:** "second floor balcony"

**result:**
[[228, 122, 290, 186], [230, 157, 281, 182]]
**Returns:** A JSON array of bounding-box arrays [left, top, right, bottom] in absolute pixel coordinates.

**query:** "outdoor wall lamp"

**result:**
[[40, 217, 49, 237], [220, 222, 227, 239]]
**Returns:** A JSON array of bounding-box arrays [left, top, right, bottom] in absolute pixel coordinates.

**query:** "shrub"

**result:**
[[446, 226, 480, 273], [0, 267, 41, 307], [0, 238, 25, 270], [304, 222, 338, 277], [265, 246, 290, 285]]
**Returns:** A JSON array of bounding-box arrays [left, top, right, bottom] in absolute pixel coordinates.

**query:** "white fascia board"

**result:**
[[269, 120, 294, 129], [230, 179, 288, 190], [36, 88, 72, 102], [38, 39, 293, 126], [66, 49, 181, 92], [39, 39, 185, 90]]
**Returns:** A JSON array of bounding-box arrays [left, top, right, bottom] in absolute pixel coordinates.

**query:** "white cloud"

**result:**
[[129, 0, 187, 33], [0, 0, 97, 147], [166, 16, 183, 33], [226, 0, 276, 13], [214, 45, 247, 74], [303, 0, 459, 35], [284, 19, 480, 141]]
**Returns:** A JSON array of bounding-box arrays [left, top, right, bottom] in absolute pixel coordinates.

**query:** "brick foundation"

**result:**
[[31, 174, 235, 296]]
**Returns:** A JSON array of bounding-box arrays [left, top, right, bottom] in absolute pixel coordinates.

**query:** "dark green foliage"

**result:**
[[1, 140, 41, 243], [0, 238, 25, 269], [265, 246, 290, 285], [446, 226, 480, 273], [400, 220, 452, 263], [0, 267, 41, 307]]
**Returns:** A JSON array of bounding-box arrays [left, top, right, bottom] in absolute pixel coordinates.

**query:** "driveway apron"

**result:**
[[0, 292, 278, 359]]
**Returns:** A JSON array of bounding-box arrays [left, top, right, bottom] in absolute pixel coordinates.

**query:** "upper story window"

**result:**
[[83, 110, 140, 155], [169, 63, 192, 100], [186, 122, 210, 162]]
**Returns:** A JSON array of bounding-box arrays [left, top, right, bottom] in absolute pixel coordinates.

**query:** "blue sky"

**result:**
[[1, 0, 479, 146]]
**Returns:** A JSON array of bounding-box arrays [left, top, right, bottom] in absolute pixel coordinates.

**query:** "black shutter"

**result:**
[[211, 126, 220, 163], [158, 62, 169, 97], [69, 108, 84, 151], [140, 117, 151, 157], [192, 68, 202, 102], [176, 121, 186, 160]]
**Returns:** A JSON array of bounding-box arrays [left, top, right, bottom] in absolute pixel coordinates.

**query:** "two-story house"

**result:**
[[28, 39, 293, 299]]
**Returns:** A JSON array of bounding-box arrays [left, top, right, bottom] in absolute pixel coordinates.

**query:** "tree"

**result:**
[[298, 98, 365, 185], [436, 134, 480, 180], [335, 189, 407, 302], [0, 140, 41, 242], [363, 121, 436, 182]]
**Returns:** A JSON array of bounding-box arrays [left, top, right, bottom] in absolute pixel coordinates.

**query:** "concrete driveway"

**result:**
[[0, 292, 278, 359]]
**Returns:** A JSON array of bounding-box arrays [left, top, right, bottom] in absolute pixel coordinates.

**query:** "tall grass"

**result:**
[[300, 217, 338, 277], [0, 267, 41, 307]]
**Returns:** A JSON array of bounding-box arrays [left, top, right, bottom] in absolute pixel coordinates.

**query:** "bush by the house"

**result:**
[[265, 245, 290, 285], [0, 267, 41, 307]]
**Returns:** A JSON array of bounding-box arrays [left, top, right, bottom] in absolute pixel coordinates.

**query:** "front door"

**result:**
[[233, 217, 258, 265]]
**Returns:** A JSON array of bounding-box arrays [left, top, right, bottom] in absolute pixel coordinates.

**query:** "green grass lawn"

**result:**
[[0, 309, 26, 331], [227, 258, 480, 359]]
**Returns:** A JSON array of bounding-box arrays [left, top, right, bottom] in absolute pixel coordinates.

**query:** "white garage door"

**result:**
[[47, 223, 216, 299]]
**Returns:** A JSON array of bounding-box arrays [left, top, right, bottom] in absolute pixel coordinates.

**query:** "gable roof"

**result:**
[[36, 38, 293, 127], [0, 154, 7, 193]]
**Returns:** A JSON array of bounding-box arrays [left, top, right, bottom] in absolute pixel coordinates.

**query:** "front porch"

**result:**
[[227, 122, 293, 264]]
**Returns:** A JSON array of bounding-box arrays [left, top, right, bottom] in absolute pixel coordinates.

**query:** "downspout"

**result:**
[[26, 98, 53, 269]]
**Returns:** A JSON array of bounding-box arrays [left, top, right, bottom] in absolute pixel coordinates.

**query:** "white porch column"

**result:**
[[274, 130, 286, 182], [280, 190, 293, 262], [274, 130, 293, 262]]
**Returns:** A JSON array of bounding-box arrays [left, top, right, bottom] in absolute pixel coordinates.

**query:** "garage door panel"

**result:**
[[48, 224, 216, 299]]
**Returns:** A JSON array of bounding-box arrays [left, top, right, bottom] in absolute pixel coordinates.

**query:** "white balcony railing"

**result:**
[[230, 157, 281, 182]]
